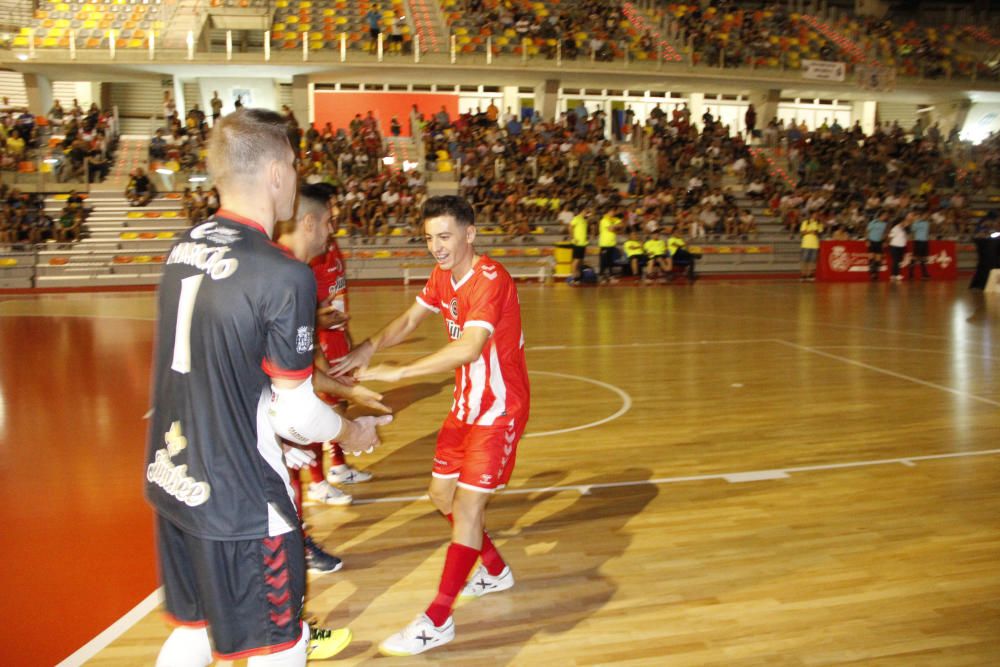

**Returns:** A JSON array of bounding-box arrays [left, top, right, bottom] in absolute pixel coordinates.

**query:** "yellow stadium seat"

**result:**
[[42, 37, 58, 47], [0, 258, 17, 267]]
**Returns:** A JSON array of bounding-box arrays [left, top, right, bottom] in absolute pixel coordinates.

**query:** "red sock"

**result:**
[[480, 532, 506, 576], [425, 543, 479, 626], [288, 470, 303, 518], [330, 442, 346, 467], [307, 443, 324, 483], [443, 513, 506, 576]]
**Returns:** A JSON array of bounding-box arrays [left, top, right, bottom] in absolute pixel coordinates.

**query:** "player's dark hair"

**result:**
[[207, 108, 293, 187], [300, 182, 335, 210], [421, 195, 475, 227]]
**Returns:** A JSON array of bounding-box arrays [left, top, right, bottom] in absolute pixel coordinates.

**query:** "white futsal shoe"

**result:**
[[379, 614, 455, 656], [459, 564, 515, 600], [307, 481, 353, 506], [326, 465, 373, 485]]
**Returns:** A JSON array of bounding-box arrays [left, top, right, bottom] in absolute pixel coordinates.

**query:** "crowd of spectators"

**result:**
[[830, 14, 995, 80], [46, 98, 117, 183], [668, 2, 844, 69], [449, 0, 652, 61], [0, 186, 89, 247]]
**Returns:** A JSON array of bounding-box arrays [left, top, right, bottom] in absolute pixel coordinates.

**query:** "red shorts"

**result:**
[[318, 329, 349, 362], [432, 413, 526, 493], [316, 330, 350, 407]]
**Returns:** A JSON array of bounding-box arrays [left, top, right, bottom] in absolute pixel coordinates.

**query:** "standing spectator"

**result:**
[[745, 104, 757, 139], [866, 210, 888, 282], [210, 91, 223, 123], [365, 6, 382, 52], [887, 216, 908, 282], [909, 210, 931, 280], [799, 212, 823, 281]]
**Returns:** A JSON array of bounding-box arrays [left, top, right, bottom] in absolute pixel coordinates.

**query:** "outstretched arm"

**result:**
[[358, 326, 490, 383], [329, 301, 433, 376]]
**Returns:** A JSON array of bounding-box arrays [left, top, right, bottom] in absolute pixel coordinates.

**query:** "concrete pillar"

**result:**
[[752, 89, 780, 126], [688, 92, 704, 130], [171, 77, 184, 122], [501, 85, 519, 122], [535, 79, 559, 123], [852, 99, 876, 134], [22, 73, 52, 117], [291, 75, 310, 126]]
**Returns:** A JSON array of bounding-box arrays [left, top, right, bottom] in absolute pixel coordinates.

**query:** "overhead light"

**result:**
[[156, 167, 174, 175], [402, 160, 418, 171], [43, 158, 59, 164], [188, 175, 207, 182], [382, 156, 396, 165], [16, 53, 27, 61]]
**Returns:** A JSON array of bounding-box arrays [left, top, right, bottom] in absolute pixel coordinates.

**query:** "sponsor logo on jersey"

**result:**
[[295, 326, 314, 354], [449, 298, 459, 319], [167, 241, 238, 280], [190, 221, 241, 245], [146, 421, 212, 507], [479, 473, 493, 485], [447, 320, 462, 340]]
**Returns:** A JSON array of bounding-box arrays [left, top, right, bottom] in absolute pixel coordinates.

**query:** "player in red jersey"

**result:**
[[309, 192, 381, 494], [332, 195, 530, 656], [274, 183, 390, 576]]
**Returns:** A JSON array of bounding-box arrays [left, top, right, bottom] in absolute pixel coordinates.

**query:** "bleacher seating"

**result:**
[[16, 0, 161, 50], [270, 0, 412, 51]]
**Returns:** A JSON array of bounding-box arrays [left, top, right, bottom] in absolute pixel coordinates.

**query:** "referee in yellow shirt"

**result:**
[[598, 207, 623, 284], [569, 207, 592, 285]]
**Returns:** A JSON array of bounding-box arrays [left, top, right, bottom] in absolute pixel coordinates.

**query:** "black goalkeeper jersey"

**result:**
[[144, 210, 316, 540]]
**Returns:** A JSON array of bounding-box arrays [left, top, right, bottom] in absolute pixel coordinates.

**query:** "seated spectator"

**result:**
[[126, 168, 156, 206]]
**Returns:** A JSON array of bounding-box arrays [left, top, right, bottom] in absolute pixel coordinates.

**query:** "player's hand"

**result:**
[[341, 414, 393, 455], [329, 340, 374, 377], [348, 383, 393, 414], [316, 295, 349, 331], [282, 444, 316, 469], [357, 363, 405, 384]]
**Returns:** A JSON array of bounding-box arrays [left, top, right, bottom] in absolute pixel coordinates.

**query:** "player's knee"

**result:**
[[451, 492, 487, 531], [428, 484, 453, 514]]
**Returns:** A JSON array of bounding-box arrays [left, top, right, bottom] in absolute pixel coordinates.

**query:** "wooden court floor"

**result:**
[[1, 279, 999, 666]]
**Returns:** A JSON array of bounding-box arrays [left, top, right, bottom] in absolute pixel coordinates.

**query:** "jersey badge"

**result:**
[[296, 326, 314, 354], [449, 297, 459, 319], [482, 265, 498, 281]]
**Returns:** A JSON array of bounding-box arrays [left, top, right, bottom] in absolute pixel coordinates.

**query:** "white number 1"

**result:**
[[171, 274, 204, 374]]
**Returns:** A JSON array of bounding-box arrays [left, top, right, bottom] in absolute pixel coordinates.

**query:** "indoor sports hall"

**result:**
[[1, 0, 999, 663]]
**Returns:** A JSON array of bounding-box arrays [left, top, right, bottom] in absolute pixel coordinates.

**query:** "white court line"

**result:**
[[352, 447, 1000, 505], [814, 345, 1000, 362], [524, 370, 632, 438], [68, 447, 1000, 658], [773, 339, 1000, 408], [55, 587, 163, 667]]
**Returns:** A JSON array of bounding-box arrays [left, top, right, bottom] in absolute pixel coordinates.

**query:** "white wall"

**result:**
[[197, 78, 279, 119]]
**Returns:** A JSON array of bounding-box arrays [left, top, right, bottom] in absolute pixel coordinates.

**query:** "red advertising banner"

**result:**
[[816, 240, 957, 282]]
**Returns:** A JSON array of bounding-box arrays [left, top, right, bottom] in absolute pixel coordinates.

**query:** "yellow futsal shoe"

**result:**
[[307, 626, 352, 660]]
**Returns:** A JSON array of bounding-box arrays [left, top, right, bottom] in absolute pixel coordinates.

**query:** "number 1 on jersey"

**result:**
[[172, 274, 204, 374]]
